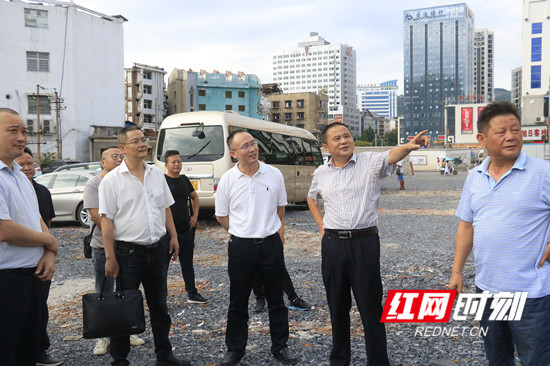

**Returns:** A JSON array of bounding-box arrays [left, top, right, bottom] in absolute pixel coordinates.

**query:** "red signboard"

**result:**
[[461, 107, 473, 134], [334, 114, 343, 123]]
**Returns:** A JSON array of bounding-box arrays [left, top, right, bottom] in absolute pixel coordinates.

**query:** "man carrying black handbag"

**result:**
[[98, 126, 189, 366]]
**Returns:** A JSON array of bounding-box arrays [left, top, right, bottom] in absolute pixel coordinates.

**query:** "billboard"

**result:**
[[461, 107, 473, 134]]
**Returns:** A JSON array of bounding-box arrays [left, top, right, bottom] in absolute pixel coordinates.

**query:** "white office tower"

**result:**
[[272, 32, 361, 135], [474, 29, 494, 103]]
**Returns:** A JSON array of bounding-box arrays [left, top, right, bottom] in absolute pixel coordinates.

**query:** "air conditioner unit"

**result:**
[[28, 126, 34, 133], [535, 116, 546, 123], [43, 127, 50, 134]]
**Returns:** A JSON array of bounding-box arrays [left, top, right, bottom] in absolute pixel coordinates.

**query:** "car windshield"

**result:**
[[156, 125, 224, 162]]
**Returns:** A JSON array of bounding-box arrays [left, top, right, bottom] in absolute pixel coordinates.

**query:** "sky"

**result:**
[[78, 0, 523, 93]]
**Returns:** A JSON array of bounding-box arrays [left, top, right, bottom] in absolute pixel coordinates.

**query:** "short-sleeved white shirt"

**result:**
[[215, 162, 287, 238], [0, 161, 44, 269], [98, 160, 175, 245]]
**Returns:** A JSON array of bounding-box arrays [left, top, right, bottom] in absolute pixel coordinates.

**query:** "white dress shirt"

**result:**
[[98, 160, 175, 245]]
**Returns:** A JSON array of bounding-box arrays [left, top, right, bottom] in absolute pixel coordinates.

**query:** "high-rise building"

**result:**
[[403, 4, 475, 143], [474, 29, 494, 103], [125, 63, 167, 130], [272, 32, 361, 135], [357, 80, 398, 119], [511, 66, 522, 110], [521, 0, 550, 125], [0, 0, 125, 161]]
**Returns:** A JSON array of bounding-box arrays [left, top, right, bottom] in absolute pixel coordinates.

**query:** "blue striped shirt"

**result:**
[[308, 151, 395, 230], [456, 152, 550, 298]]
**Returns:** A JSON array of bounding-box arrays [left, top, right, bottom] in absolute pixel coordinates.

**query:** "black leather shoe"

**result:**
[[156, 353, 191, 366], [273, 347, 299, 365], [36, 352, 63, 366], [220, 351, 243, 366]]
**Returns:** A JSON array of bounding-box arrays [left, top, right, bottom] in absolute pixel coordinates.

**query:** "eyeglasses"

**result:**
[[233, 140, 258, 151], [122, 137, 149, 145], [110, 154, 125, 160]]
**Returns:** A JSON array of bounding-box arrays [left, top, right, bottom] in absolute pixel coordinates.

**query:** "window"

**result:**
[[225, 91, 232, 98], [531, 65, 541, 89], [143, 71, 152, 79], [143, 114, 153, 123], [285, 113, 292, 121], [143, 100, 152, 109], [225, 105, 233, 111], [52, 174, 80, 189], [297, 99, 305, 108], [24, 8, 48, 28], [199, 104, 206, 110], [143, 85, 152, 94], [238, 105, 245, 112], [297, 112, 304, 120], [27, 95, 51, 114], [285, 100, 292, 108], [198, 89, 206, 97], [27, 52, 49, 72], [273, 113, 280, 121], [272, 101, 279, 109], [238, 91, 245, 98], [532, 22, 543, 34], [532, 38, 542, 62]]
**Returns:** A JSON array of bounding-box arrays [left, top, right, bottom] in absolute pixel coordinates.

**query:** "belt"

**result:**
[[115, 237, 165, 251], [0, 267, 37, 275], [325, 227, 378, 240], [230, 232, 278, 244]]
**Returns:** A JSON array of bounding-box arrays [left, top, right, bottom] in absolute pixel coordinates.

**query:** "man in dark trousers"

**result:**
[[164, 149, 208, 304], [15, 147, 61, 366], [0, 108, 58, 366]]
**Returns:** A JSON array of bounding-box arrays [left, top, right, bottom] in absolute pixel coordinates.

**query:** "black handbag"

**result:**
[[82, 224, 95, 259], [82, 277, 146, 339]]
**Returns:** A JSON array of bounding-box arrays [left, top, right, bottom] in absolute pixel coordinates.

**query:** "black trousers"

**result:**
[[322, 232, 389, 366], [39, 280, 51, 355], [110, 240, 172, 366], [0, 268, 43, 366], [252, 265, 298, 301], [226, 233, 289, 355], [165, 229, 198, 295]]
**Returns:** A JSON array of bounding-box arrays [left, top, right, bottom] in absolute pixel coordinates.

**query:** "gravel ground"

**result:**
[[44, 170, 500, 366]]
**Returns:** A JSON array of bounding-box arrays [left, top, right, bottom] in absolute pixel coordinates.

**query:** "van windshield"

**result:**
[[156, 125, 224, 162]]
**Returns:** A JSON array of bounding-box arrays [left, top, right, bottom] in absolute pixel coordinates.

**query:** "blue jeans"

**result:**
[[92, 247, 115, 293], [110, 239, 172, 365], [477, 287, 550, 365]]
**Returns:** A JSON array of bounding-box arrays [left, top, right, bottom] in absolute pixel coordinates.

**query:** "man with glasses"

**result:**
[[99, 126, 188, 366], [215, 130, 299, 366], [84, 147, 145, 356], [164, 150, 208, 304]]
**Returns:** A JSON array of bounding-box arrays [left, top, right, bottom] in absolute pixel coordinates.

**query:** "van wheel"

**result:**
[[453, 170, 458, 175], [77, 203, 90, 227]]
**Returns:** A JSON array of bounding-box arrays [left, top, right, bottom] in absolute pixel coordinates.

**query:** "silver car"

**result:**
[[35, 170, 101, 227]]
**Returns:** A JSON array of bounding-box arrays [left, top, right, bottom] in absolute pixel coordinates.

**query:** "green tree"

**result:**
[[318, 86, 328, 95], [385, 129, 398, 146], [359, 126, 375, 142]]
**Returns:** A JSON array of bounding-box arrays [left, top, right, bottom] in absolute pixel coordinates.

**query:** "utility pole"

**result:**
[[55, 90, 61, 159], [36, 85, 42, 165]]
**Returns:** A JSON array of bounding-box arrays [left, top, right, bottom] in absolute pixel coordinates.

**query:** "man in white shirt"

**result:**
[[215, 130, 299, 366], [99, 126, 187, 366], [0, 108, 58, 366]]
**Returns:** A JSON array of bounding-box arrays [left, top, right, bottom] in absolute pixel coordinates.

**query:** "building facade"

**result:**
[[125, 63, 167, 130], [0, 0, 125, 161], [511, 66, 522, 110], [521, 0, 550, 125], [474, 29, 494, 103], [167, 69, 262, 119], [272, 32, 361, 135], [267, 92, 328, 133], [357, 80, 398, 119], [403, 4, 475, 143]]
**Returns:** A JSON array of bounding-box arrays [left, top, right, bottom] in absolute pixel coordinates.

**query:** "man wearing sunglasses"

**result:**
[[216, 130, 299, 366]]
